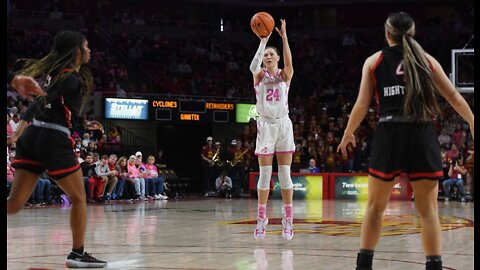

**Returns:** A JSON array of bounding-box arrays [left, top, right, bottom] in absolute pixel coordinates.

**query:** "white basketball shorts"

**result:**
[[255, 115, 295, 156]]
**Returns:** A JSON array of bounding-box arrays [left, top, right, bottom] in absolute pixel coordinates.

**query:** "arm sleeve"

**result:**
[[249, 42, 266, 74]]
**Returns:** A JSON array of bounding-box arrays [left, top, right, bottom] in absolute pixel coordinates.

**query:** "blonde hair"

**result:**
[[385, 12, 441, 121]]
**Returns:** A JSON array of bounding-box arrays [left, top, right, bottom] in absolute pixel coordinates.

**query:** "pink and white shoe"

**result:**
[[281, 217, 294, 240], [254, 218, 268, 240]]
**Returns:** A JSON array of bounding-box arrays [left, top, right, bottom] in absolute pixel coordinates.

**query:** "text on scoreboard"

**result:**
[[151, 99, 234, 123]]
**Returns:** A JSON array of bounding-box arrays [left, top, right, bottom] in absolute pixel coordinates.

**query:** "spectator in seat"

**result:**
[[144, 155, 167, 200], [215, 171, 233, 198], [443, 157, 468, 203], [308, 159, 320, 173], [104, 154, 118, 200], [127, 155, 145, 200]]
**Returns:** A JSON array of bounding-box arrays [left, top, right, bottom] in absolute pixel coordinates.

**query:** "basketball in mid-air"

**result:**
[[250, 12, 275, 38]]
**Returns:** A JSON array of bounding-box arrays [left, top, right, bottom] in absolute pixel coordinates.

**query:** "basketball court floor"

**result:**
[[7, 198, 474, 269]]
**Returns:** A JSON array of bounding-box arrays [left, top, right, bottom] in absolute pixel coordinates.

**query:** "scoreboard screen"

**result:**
[[151, 99, 235, 123]]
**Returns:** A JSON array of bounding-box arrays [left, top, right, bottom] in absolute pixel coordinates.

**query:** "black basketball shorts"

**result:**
[[368, 121, 443, 181], [12, 125, 80, 180]]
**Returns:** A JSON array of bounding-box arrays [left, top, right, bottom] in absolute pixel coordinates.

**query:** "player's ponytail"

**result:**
[[385, 12, 441, 121]]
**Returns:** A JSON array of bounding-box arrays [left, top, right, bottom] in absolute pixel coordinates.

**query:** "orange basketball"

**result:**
[[250, 12, 275, 38]]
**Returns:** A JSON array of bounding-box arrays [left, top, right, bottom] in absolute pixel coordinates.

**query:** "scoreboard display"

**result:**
[[103, 97, 259, 124], [151, 99, 234, 123]]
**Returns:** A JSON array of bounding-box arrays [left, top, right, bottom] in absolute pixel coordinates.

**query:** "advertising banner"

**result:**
[[249, 173, 326, 200], [332, 174, 411, 200], [105, 98, 149, 120]]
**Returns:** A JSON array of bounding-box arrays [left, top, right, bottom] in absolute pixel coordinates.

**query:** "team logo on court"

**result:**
[[225, 215, 473, 236]]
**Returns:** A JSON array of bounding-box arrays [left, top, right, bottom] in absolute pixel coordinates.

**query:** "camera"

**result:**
[[450, 158, 457, 166]]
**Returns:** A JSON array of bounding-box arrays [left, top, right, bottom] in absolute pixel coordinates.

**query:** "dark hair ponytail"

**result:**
[[17, 30, 93, 115]]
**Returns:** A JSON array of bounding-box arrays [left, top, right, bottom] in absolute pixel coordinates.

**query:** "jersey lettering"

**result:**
[[396, 61, 404, 75], [266, 88, 280, 101]]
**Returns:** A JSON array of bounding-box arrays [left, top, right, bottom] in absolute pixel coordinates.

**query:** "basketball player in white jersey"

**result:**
[[250, 19, 295, 240]]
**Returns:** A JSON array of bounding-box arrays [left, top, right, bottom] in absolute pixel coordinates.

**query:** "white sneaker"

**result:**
[[281, 217, 294, 240], [154, 194, 161, 200], [254, 218, 268, 240]]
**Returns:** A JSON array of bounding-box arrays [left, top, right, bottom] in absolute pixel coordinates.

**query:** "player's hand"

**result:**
[[260, 32, 272, 44], [275, 19, 287, 39], [337, 133, 356, 157], [11, 75, 47, 101]]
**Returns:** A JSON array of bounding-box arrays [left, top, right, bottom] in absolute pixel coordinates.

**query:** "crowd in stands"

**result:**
[[7, 1, 474, 203]]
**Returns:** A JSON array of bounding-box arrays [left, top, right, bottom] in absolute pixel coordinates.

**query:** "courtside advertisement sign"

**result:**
[[333, 175, 410, 200], [104, 98, 149, 120], [235, 103, 259, 123], [251, 174, 324, 200]]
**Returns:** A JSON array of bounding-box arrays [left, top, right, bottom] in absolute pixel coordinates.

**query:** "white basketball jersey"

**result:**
[[254, 69, 289, 119]]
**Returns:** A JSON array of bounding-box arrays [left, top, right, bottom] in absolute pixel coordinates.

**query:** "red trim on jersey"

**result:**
[[408, 171, 443, 179], [371, 52, 384, 73], [368, 168, 401, 179], [62, 68, 74, 73], [371, 52, 383, 115], [48, 163, 80, 176], [426, 58, 436, 73], [12, 159, 42, 166], [60, 96, 72, 128]]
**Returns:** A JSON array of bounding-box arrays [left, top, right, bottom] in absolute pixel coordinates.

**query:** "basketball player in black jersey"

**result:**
[[7, 31, 106, 268], [337, 12, 474, 270]]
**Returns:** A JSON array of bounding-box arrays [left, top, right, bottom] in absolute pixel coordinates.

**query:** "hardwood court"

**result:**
[[7, 198, 474, 270]]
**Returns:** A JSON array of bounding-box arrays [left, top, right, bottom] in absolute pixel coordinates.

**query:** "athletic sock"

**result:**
[[356, 249, 374, 270], [426, 256, 442, 270], [284, 204, 293, 219], [72, 246, 84, 255], [258, 204, 267, 219]]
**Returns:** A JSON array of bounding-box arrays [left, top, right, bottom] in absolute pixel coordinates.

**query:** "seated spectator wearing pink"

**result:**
[[144, 155, 167, 200], [127, 155, 145, 200], [7, 113, 14, 137], [7, 155, 15, 191], [135, 151, 152, 200]]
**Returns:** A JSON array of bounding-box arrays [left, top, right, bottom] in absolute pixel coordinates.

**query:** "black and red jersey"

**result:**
[[372, 45, 407, 117], [22, 70, 83, 129]]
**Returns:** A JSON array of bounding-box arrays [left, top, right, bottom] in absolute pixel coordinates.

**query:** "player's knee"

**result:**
[[257, 166, 272, 190], [278, 165, 293, 189]]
